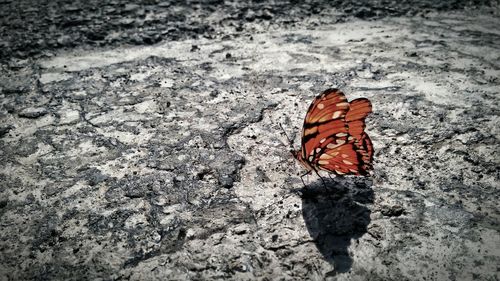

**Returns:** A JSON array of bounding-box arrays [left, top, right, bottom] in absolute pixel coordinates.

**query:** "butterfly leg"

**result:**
[[313, 168, 328, 188], [300, 170, 312, 187]]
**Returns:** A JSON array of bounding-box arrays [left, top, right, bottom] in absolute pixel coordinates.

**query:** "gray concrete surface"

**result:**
[[1, 1, 499, 280]]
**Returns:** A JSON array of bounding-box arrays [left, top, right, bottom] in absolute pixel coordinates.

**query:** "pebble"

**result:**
[[18, 107, 48, 118]]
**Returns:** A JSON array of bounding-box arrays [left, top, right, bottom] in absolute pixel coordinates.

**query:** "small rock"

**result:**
[[258, 9, 274, 20], [244, 10, 256, 21], [18, 107, 48, 119], [141, 33, 160, 45], [64, 5, 81, 12], [218, 175, 234, 188], [72, 90, 87, 100], [8, 59, 28, 70], [130, 33, 144, 45], [39, 72, 72, 84], [123, 4, 140, 12], [25, 7, 39, 13], [0, 125, 13, 138], [58, 109, 80, 124], [380, 204, 404, 217], [232, 225, 248, 235], [84, 168, 109, 186], [255, 166, 271, 182], [119, 18, 135, 26], [3, 86, 28, 95], [367, 224, 384, 240], [105, 7, 116, 14], [56, 35, 72, 46], [158, 1, 170, 7]]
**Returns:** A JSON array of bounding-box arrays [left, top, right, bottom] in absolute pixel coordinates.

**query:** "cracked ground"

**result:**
[[1, 1, 499, 280]]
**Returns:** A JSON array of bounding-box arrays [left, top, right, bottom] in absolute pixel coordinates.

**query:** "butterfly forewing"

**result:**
[[299, 88, 373, 176], [301, 89, 350, 161]]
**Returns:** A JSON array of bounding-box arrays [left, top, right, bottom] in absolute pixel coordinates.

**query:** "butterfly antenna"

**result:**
[[279, 123, 295, 152]]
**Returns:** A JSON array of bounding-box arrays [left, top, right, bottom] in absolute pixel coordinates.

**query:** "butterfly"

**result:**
[[288, 88, 374, 183]]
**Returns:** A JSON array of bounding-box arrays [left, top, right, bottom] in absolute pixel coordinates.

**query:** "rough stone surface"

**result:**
[[1, 1, 499, 280]]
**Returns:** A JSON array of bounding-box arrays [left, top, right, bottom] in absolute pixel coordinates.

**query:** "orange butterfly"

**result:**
[[289, 88, 374, 183]]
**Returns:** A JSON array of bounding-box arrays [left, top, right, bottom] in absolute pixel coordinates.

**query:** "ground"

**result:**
[[0, 1, 499, 280]]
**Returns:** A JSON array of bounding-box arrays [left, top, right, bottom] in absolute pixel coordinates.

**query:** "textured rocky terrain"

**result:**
[[1, 1, 499, 280]]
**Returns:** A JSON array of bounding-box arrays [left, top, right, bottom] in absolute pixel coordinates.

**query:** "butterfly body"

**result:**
[[293, 88, 374, 177]]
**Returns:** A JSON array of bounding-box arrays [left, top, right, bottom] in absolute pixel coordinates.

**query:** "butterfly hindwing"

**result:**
[[315, 138, 362, 175], [346, 98, 372, 140], [355, 132, 373, 172]]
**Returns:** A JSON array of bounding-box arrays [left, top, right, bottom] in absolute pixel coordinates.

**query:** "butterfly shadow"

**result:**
[[297, 176, 374, 275]]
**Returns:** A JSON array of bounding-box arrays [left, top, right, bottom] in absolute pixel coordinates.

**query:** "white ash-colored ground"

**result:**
[[1, 9, 499, 281]]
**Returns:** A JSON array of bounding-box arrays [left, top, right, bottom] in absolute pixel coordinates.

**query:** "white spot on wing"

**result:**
[[332, 111, 342, 119], [327, 143, 341, 149], [317, 103, 325, 109], [343, 160, 353, 165], [320, 153, 333, 159]]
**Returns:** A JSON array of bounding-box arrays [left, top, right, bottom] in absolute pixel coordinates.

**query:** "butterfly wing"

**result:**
[[346, 98, 372, 140], [355, 132, 374, 172], [300, 88, 373, 175], [300, 89, 350, 162], [346, 98, 373, 172]]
